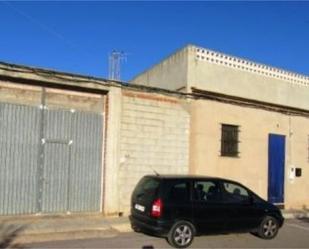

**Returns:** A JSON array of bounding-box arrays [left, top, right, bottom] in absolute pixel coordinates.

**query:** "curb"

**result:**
[[110, 223, 132, 233], [0, 215, 131, 245], [19, 224, 132, 244], [282, 212, 309, 219]]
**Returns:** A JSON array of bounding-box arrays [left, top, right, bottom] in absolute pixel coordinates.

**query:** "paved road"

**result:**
[[28, 218, 309, 248]]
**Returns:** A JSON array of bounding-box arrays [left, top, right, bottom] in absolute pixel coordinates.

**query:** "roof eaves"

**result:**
[[0, 60, 190, 98]]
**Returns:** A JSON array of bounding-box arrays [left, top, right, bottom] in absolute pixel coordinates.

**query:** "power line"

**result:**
[[1, 1, 95, 59]]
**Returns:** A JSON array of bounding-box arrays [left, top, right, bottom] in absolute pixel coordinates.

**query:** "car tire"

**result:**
[[257, 216, 279, 240], [131, 225, 141, 233], [167, 221, 195, 248]]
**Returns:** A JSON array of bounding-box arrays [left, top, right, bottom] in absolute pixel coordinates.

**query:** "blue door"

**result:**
[[268, 134, 285, 204]]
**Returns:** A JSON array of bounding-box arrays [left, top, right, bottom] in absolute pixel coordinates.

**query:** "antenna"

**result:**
[[148, 165, 160, 176], [108, 50, 127, 81], [153, 169, 160, 176]]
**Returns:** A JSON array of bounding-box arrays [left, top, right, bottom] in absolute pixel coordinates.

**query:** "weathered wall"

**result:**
[[187, 45, 309, 110], [103, 87, 122, 215], [118, 90, 190, 213], [131, 47, 189, 91], [287, 116, 309, 209], [0, 82, 41, 106], [0, 82, 104, 112], [130, 45, 309, 110], [190, 99, 309, 209]]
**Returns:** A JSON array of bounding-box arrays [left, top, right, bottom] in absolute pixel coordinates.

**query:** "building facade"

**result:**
[[1, 43, 308, 216], [0, 62, 190, 216], [132, 45, 309, 209]]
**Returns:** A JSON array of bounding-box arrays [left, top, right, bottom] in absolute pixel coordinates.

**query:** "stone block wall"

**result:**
[[118, 90, 190, 213]]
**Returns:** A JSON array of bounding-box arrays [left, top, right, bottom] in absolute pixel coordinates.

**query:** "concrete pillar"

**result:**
[[103, 87, 122, 215]]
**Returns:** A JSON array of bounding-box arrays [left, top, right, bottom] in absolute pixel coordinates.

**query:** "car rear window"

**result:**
[[133, 177, 160, 199]]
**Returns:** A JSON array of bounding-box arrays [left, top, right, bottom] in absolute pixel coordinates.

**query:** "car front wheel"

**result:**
[[257, 216, 279, 239], [167, 221, 195, 248]]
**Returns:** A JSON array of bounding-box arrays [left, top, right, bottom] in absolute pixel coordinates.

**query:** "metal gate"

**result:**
[[0, 93, 104, 215], [0, 103, 40, 215], [40, 109, 103, 213]]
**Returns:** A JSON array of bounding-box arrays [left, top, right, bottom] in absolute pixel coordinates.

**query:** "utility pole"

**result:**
[[108, 50, 126, 81]]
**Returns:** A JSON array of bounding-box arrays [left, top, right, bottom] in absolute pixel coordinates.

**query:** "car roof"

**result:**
[[143, 174, 236, 182], [141, 174, 257, 196]]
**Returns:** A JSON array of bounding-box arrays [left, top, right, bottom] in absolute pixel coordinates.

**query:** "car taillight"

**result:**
[[151, 198, 163, 218]]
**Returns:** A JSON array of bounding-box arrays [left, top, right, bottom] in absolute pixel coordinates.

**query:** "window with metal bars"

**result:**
[[221, 124, 239, 157]]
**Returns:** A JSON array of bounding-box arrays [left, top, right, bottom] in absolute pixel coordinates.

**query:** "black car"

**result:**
[[130, 175, 284, 248]]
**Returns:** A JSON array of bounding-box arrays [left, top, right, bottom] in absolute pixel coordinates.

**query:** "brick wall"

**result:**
[[118, 91, 190, 212]]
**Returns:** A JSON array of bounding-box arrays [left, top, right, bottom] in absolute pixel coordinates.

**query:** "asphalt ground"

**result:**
[[27, 218, 309, 249]]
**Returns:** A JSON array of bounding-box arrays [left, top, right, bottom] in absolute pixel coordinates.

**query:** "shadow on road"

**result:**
[[0, 223, 27, 249], [295, 206, 309, 224], [297, 217, 309, 223]]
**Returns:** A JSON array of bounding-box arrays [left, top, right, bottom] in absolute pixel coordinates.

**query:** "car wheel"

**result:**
[[257, 216, 279, 239], [131, 225, 141, 233], [167, 221, 195, 248]]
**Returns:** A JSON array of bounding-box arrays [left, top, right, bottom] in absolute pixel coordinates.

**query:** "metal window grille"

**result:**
[[221, 124, 239, 157]]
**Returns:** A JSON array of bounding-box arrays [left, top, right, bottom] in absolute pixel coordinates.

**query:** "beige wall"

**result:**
[[190, 99, 309, 209], [187, 46, 309, 110], [103, 87, 123, 215], [131, 47, 189, 91], [287, 116, 309, 209], [131, 45, 309, 111], [0, 82, 41, 106]]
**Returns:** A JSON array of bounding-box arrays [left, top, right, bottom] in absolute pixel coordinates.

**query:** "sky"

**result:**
[[0, 1, 308, 82]]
